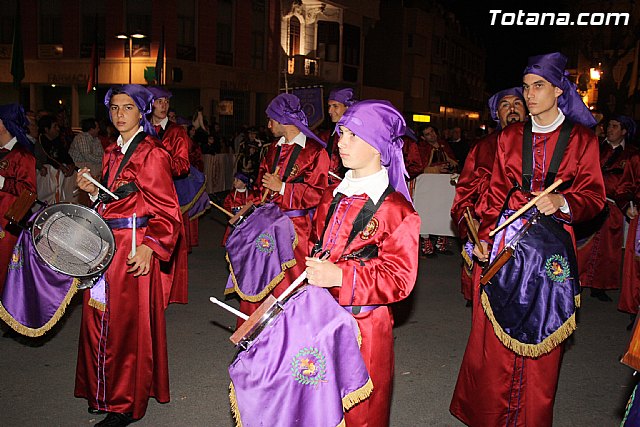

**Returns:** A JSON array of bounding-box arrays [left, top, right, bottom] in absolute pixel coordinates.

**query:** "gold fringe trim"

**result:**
[[0, 278, 80, 337], [189, 204, 210, 221], [229, 381, 243, 427], [480, 291, 579, 358], [180, 183, 208, 215], [342, 377, 373, 411], [336, 419, 346, 427], [224, 232, 300, 302], [88, 297, 106, 312]]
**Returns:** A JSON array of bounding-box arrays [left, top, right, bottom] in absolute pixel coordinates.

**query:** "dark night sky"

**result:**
[[445, 0, 575, 93]]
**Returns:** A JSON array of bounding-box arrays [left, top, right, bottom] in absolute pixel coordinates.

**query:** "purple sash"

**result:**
[[623, 383, 640, 427], [482, 209, 580, 357], [635, 217, 640, 256], [0, 229, 78, 336], [175, 165, 211, 218], [229, 286, 372, 427], [225, 203, 297, 301]]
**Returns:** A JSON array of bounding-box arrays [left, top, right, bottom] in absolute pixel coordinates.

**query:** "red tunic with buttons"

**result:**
[[74, 135, 182, 420], [0, 145, 36, 295], [577, 142, 637, 290], [450, 132, 498, 301], [155, 121, 190, 304], [615, 154, 640, 314], [450, 121, 605, 427], [237, 138, 329, 318], [311, 186, 420, 427]]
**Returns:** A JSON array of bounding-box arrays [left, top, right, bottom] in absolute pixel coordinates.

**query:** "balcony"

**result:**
[[287, 55, 319, 77]]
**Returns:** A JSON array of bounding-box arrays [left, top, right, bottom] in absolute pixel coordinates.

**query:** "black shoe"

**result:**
[[94, 412, 136, 427], [590, 289, 613, 302], [436, 248, 454, 255], [465, 300, 472, 308], [88, 407, 108, 415], [627, 315, 637, 331]]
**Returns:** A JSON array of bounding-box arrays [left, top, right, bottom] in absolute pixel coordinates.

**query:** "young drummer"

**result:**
[[221, 172, 256, 246], [305, 100, 420, 426]]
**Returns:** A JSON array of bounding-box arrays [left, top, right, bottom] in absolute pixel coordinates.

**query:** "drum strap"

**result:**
[[99, 132, 147, 203], [271, 143, 303, 181], [313, 185, 394, 258]]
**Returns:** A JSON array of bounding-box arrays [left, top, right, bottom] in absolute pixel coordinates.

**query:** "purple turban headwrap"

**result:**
[[488, 87, 524, 129], [523, 52, 597, 128], [147, 86, 172, 100], [336, 100, 412, 205], [612, 115, 637, 143], [266, 93, 326, 147], [104, 84, 155, 136], [0, 103, 32, 152], [329, 88, 357, 107], [234, 172, 250, 185]]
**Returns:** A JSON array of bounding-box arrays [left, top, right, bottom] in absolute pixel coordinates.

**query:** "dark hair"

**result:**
[[81, 117, 97, 132], [419, 124, 438, 136], [37, 115, 55, 134]]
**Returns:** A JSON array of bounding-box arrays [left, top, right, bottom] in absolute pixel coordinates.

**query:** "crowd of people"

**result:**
[[1, 48, 640, 427]]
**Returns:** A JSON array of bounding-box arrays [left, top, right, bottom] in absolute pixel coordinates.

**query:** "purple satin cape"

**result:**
[[482, 209, 580, 356], [229, 285, 372, 427], [0, 229, 78, 336], [623, 382, 640, 426], [175, 165, 211, 218], [225, 203, 297, 301], [635, 220, 640, 256]]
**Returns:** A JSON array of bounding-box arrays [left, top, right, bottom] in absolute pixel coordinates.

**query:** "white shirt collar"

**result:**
[[235, 188, 247, 193], [2, 136, 17, 151], [157, 117, 169, 130], [333, 168, 389, 204], [276, 132, 306, 148], [531, 108, 565, 133], [605, 138, 625, 150], [116, 126, 144, 154]]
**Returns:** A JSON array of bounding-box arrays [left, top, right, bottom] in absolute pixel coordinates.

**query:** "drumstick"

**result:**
[[209, 297, 249, 321], [209, 201, 233, 218], [131, 213, 137, 257], [83, 172, 119, 200], [261, 166, 280, 204], [464, 207, 483, 255], [328, 171, 343, 181], [277, 251, 330, 302], [489, 179, 563, 237]]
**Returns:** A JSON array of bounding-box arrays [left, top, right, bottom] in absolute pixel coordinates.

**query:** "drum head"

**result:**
[[31, 203, 115, 277]]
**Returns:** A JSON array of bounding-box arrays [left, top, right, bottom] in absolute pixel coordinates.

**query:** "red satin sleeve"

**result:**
[[281, 144, 329, 209], [615, 153, 640, 211], [1, 148, 36, 197], [138, 148, 182, 261], [402, 137, 424, 180]]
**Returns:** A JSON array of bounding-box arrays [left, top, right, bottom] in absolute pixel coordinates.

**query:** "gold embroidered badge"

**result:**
[[360, 217, 379, 240], [0, 160, 8, 170], [290, 164, 300, 178], [0, 230, 5, 239]]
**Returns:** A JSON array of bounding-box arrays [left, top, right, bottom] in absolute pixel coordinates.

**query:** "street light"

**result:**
[[117, 32, 146, 84]]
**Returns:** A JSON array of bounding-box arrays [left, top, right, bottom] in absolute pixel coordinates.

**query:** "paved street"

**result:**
[[0, 208, 636, 426]]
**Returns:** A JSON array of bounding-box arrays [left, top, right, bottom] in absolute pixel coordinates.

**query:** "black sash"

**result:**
[[271, 143, 303, 181], [98, 132, 146, 204], [313, 185, 394, 261]]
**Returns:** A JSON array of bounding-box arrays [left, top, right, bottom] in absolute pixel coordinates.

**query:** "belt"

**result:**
[[106, 215, 149, 230], [284, 209, 309, 218], [343, 305, 379, 315]]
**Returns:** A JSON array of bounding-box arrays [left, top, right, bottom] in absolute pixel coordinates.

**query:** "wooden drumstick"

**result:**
[[489, 179, 563, 237], [464, 207, 483, 255], [209, 201, 233, 218], [209, 297, 249, 321], [82, 171, 119, 200], [328, 171, 343, 181], [131, 213, 136, 257], [261, 166, 280, 204]]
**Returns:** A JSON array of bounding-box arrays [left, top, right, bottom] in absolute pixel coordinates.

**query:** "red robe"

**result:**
[[402, 136, 424, 180], [238, 139, 328, 317], [451, 121, 605, 427], [450, 132, 498, 301], [615, 154, 640, 314], [75, 135, 182, 420], [577, 142, 637, 290], [317, 129, 345, 184], [311, 186, 420, 427], [0, 144, 36, 295], [416, 138, 457, 173], [155, 121, 190, 304]]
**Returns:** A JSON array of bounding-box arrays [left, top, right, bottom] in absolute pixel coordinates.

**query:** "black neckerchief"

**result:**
[[271, 143, 303, 181], [313, 184, 394, 258]]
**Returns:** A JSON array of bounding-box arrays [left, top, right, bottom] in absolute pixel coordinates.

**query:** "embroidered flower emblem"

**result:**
[[255, 232, 275, 254], [544, 254, 570, 283], [291, 347, 327, 386], [8, 245, 22, 270], [290, 164, 300, 178], [360, 217, 379, 240]]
